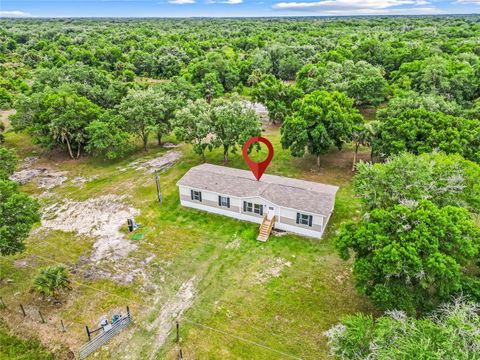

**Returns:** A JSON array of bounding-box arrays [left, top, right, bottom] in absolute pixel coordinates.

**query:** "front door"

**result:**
[[267, 206, 275, 221]]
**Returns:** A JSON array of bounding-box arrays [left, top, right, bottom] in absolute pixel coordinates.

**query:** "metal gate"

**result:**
[[79, 314, 131, 359]]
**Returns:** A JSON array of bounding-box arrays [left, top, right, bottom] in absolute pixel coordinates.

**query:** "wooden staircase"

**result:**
[[257, 214, 275, 242]]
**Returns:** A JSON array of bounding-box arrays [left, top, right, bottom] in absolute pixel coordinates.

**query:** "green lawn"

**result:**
[[0, 124, 376, 359], [0, 321, 54, 360]]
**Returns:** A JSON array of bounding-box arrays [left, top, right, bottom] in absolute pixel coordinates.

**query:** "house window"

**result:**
[[243, 201, 253, 213], [218, 196, 230, 208], [296, 213, 313, 227], [254, 204, 263, 215], [191, 190, 202, 202], [243, 201, 263, 215]]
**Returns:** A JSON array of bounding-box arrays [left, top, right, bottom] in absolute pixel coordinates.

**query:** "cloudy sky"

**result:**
[[1, 0, 479, 17]]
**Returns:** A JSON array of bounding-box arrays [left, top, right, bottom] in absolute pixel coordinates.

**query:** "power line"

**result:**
[[183, 319, 303, 360], [0, 246, 304, 359]]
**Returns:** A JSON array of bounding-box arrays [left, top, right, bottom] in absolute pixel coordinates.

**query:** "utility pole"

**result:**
[[155, 175, 162, 203]]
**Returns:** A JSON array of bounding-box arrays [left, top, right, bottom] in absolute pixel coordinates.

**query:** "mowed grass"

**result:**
[[0, 124, 375, 359]]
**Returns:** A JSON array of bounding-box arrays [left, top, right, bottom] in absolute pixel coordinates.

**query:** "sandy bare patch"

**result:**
[[10, 168, 48, 185], [128, 151, 181, 174], [71, 175, 97, 185], [41, 195, 139, 262], [10, 156, 68, 189], [37, 171, 68, 189], [20, 156, 39, 169], [254, 257, 292, 284], [148, 277, 196, 358]]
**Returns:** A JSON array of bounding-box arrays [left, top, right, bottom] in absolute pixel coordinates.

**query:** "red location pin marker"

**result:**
[[242, 136, 274, 181]]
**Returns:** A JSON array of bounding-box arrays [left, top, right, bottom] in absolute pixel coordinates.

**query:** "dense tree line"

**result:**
[[1, 17, 479, 163]]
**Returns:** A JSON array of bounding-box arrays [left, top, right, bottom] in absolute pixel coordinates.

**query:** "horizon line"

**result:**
[[1, 13, 480, 19]]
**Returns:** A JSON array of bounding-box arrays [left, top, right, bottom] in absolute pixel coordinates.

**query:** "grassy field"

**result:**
[[0, 320, 54, 360], [0, 123, 376, 359]]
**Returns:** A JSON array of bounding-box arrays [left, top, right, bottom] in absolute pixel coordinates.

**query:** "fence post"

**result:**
[[38, 310, 45, 323], [176, 321, 180, 344], [86, 325, 91, 341], [176, 320, 184, 359], [20, 304, 26, 317], [126, 306, 130, 318], [61, 320, 66, 333]]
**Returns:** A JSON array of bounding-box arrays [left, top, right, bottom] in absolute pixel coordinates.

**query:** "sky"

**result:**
[[1, 0, 479, 18]]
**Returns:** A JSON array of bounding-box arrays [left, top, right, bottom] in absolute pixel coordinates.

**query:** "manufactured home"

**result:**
[[176, 164, 339, 241]]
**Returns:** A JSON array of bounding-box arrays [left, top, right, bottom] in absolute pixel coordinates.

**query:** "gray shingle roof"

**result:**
[[177, 164, 339, 216]]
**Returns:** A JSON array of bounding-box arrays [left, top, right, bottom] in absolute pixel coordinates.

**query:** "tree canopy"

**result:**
[[117, 88, 166, 151], [354, 152, 480, 213], [281, 90, 363, 166], [0, 179, 39, 256], [0, 146, 17, 180], [374, 109, 480, 163], [297, 60, 390, 106], [325, 299, 480, 359], [336, 201, 480, 315]]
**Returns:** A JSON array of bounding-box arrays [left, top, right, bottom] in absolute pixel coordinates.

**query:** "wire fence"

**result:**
[[79, 312, 132, 360]]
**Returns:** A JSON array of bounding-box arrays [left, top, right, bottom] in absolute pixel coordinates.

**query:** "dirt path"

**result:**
[[148, 277, 197, 359]]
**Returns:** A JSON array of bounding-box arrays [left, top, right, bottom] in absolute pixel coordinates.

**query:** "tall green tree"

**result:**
[[173, 99, 211, 161], [11, 89, 100, 159], [376, 90, 463, 120], [33, 64, 127, 108], [118, 89, 165, 151], [336, 201, 480, 315], [210, 95, 261, 162], [152, 89, 178, 146], [281, 90, 363, 167], [85, 112, 131, 160], [48, 91, 101, 159], [0, 179, 39, 256], [198, 72, 223, 103], [250, 74, 303, 124], [391, 55, 479, 104]]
